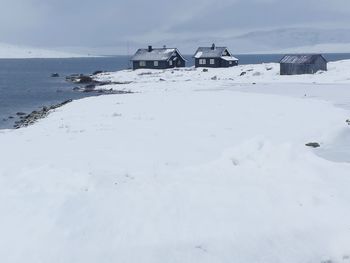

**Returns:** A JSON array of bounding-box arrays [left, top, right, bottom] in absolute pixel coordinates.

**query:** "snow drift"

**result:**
[[1, 62, 350, 263]]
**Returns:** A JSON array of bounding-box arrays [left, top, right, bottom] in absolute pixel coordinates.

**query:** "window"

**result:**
[[169, 60, 173, 66], [210, 59, 215, 65], [199, 59, 206, 65], [139, 61, 146, 67], [229, 61, 233, 65], [154, 61, 159, 67]]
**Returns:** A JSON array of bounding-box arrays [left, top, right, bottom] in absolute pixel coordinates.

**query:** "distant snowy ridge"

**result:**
[[232, 28, 350, 53], [168, 27, 350, 54], [268, 43, 350, 55], [0, 43, 90, 58]]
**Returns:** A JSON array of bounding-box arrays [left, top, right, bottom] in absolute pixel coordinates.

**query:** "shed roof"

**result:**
[[194, 46, 237, 60], [280, 54, 327, 64], [131, 48, 185, 61]]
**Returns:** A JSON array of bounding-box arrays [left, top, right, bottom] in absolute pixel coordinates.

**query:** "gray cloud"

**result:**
[[0, 0, 350, 54]]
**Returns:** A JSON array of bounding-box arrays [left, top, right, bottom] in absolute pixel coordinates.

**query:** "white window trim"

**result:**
[[199, 59, 206, 65], [139, 61, 146, 67], [169, 60, 173, 66], [154, 61, 159, 67], [210, 59, 215, 65]]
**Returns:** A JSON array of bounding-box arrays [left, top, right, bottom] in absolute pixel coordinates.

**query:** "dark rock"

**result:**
[[92, 70, 103, 75], [51, 73, 60, 77], [240, 72, 246, 76], [8, 116, 14, 119], [306, 142, 321, 148], [65, 74, 81, 81], [202, 69, 209, 72], [266, 67, 273, 71], [16, 112, 26, 116], [73, 86, 81, 91], [77, 75, 93, 84], [211, 76, 218, 80], [111, 81, 133, 85], [66, 74, 93, 84], [159, 78, 166, 81], [83, 85, 96, 92], [346, 119, 350, 125], [252, 82, 256, 85], [138, 72, 153, 76], [13, 99, 73, 129]]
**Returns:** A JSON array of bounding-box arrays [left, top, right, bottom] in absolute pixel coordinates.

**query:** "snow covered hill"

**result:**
[[94, 59, 350, 87], [0, 43, 87, 58], [1, 62, 350, 262]]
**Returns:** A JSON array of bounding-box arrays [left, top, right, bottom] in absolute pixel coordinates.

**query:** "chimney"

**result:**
[[148, 45, 153, 52], [211, 43, 216, 50]]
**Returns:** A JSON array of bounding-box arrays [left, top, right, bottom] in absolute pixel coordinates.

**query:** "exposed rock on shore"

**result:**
[[306, 142, 321, 148], [66, 73, 132, 93], [14, 100, 73, 129]]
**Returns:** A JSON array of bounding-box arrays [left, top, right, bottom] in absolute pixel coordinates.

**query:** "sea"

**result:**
[[1, 53, 350, 129]]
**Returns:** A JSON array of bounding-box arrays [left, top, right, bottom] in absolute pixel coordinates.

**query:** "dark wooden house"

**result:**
[[280, 54, 327, 75], [131, 46, 186, 70], [193, 44, 238, 68]]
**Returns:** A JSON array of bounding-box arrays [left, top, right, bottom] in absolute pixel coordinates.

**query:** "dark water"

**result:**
[[0, 56, 131, 129], [1, 53, 350, 129]]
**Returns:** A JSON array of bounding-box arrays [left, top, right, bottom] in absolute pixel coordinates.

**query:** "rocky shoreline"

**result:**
[[13, 100, 73, 129], [1, 71, 134, 130], [66, 73, 132, 93]]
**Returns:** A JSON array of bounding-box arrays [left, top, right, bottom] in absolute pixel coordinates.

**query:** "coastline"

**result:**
[[4, 89, 133, 130], [12, 99, 73, 129]]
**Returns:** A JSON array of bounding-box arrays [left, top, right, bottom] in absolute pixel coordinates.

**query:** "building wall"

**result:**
[[280, 59, 327, 75], [195, 58, 238, 68], [132, 52, 186, 70], [195, 58, 220, 68], [220, 59, 238, 68]]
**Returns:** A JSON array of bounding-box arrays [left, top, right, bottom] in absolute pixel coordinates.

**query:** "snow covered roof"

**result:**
[[221, 56, 239, 61], [193, 46, 238, 61], [280, 54, 327, 64], [131, 48, 186, 61]]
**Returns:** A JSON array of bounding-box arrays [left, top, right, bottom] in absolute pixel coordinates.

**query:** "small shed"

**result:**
[[131, 46, 186, 70], [193, 44, 238, 68], [280, 54, 327, 75]]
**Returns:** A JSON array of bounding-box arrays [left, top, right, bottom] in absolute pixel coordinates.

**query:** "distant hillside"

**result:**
[[0, 43, 88, 58], [167, 28, 350, 54], [233, 28, 350, 53]]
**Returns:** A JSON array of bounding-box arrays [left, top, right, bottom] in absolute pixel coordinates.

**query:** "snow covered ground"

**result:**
[[0, 43, 88, 58], [1, 61, 350, 263]]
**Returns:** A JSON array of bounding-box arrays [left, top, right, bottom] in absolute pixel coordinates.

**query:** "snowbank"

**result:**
[[1, 63, 350, 262], [94, 59, 350, 88]]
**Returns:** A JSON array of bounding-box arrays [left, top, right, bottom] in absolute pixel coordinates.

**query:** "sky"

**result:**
[[1, 0, 350, 54]]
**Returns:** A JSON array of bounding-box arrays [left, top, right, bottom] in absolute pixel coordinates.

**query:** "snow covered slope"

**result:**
[[1, 63, 350, 263], [95, 59, 350, 87], [0, 43, 87, 58]]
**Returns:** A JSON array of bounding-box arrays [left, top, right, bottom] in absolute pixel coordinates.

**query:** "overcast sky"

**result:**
[[1, 0, 350, 53]]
